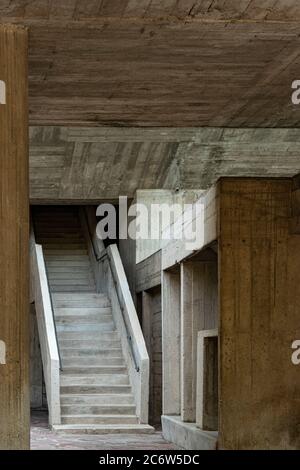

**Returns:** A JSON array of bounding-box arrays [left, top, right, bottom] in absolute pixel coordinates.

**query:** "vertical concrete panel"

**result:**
[[142, 287, 163, 425], [219, 178, 300, 449], [0, 25, 29, 449], [181, 260, 218, 422], [162, 270, 181, 415]]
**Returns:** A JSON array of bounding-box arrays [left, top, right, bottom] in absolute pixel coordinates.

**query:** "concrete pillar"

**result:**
[[0, 25, 29, 449], [218, 178, 300, 449], [196, 329, 218, 431], [162, 269, 181, 415], [180, 260, 218, 422]]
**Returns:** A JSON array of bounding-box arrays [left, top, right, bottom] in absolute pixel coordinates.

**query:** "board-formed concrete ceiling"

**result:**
[[2, 1, 300, 21], [3, 2, 300, 202], [1, 1, 300, 127], [29, 126, 300, 202]]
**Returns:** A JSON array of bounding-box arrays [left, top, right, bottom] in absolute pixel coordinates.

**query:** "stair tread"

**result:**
[[52, 424, 154, 434], [61, 393, 134, 397]]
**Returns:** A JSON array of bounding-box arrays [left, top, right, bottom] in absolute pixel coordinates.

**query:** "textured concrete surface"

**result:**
[[31, 412, 179, 450]]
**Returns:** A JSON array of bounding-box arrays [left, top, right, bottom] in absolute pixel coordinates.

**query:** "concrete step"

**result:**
[[43, 244, 87, 249], [46, 268, 91, 277], [51, 286, 96, 293], [56, 323, 115, 332], [60, 384, 131, 394], [61, 347, 122, 357], [61, 366, 126, 375], [52, 424, 154, 434], [49, 278, 95, 286], [45, 262, 93, 270], [60, 341, 121, 350], [54, 300, 111, 308], [56, 315, 113, 325], [60, 393, 135, 405], [48, 271, 93, 278], [60, 414, 139, 425], [62, 357, 124, 367], [57, 331, 118, 340], [44, 250, 88, 256], [59, 336, 119, 348], [60, 374, 129, 386], [47, 261, 91, 268], [50, 282, 95, 289], [55, 307, 112, 316], [61, 404, 136, 415], [53, 294, 111, 308], [54, 293, 109, 300], [39, 237, 85, 243]]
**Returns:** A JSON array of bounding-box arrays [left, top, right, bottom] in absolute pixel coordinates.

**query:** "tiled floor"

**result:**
[[30, 412, 179, 450]]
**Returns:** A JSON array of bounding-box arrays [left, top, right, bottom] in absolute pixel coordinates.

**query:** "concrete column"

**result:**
[[0, 25, 29, 449], [180, 260, 218, 422], [218, 178, 300, 450], [162, 269, 181, 415]]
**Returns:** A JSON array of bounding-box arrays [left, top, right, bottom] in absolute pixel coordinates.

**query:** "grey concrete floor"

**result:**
[[30, 411, 179, 450]]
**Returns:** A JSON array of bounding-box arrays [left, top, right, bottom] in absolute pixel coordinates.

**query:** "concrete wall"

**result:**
[[218, 178, 300, 449], [136, 190, 203, 264], [118, 200, 137, 301]]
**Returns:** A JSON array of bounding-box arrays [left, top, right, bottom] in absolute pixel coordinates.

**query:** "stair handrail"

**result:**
[[105, 244, 150, 424], [31, 218, 63, 371], [30, 228, 61, 426]]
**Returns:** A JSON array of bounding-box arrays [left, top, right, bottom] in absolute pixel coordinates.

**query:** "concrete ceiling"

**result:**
[[1, 1, 300, 127], [3, 2, 300, 202], [1, 1, 300, 21], [30, 126, 300, 202]]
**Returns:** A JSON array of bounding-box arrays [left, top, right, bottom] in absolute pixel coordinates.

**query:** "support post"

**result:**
[[180, 260, 218, 422], [218, 178, 300, 449], [0, 25, 29, 449], [162, 269, 181, 415]]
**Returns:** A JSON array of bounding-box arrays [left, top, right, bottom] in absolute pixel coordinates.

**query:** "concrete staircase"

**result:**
[[34, 207, 152, 433]]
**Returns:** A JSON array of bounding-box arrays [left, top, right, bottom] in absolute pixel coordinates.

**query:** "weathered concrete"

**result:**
[[142, 287, 163, 426], [136, 190, 203, 264], [180, 261, 218, 423], [162, 269, 181, 416], [0, 24, 30, 450], [29, 128, 300, 202], [32, 411, 178, 450], [162, 416, 217, 451], [136, 250, 162, 294], [196, 330, 218, 431], [218, 178, 300, 449]]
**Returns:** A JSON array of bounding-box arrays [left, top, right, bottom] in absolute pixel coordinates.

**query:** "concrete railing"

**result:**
[[30, 232, 61, 426], [79, 208, 150, 424], [106, 244, 150, 424]]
